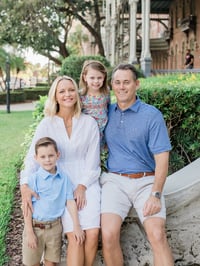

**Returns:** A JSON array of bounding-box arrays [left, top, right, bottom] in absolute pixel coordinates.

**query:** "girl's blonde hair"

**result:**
[[44, 76, 82, 117], [79, 60, 108, 95]]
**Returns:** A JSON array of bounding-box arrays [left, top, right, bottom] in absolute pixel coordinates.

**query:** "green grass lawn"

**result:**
[[0, 110, 33, 265]]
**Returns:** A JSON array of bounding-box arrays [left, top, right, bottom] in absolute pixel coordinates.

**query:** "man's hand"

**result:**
[[143, 195, 161, 217], [20, 184, 39, 216]]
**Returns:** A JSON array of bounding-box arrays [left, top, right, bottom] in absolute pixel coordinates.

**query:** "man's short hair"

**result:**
[[112, 63, 138, 81]]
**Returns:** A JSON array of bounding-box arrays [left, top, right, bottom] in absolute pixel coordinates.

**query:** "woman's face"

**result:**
[[55, 79, 77, 109]]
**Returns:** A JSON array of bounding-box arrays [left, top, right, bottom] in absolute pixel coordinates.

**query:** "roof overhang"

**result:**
[[137, 0, 172, 14]]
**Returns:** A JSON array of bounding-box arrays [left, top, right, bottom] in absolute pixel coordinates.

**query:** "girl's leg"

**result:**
[[84, 228, 99, 266]]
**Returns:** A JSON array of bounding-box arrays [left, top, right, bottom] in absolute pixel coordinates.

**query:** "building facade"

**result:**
[[103, 0, 200, 75]]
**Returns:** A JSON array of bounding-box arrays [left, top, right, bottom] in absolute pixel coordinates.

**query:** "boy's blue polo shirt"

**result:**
[[105, 97, 172, 173], [28, 167, 74, 221]]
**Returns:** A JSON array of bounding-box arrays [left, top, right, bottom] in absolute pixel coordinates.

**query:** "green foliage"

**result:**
[[138, 74, 200, 173], [60, 55, 111, 84], [21, 96, 47, 162], [0, 0, 105, 65], [0, 87, 49, 104], [0, 110, 33, 265], [23, 74, 200, 175]]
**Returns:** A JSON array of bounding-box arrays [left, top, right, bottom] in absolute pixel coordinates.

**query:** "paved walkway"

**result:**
[[0, 101, 36, 111]]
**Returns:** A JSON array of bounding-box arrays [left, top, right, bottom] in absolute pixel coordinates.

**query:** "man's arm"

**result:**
[[143, 151, 169, 217]]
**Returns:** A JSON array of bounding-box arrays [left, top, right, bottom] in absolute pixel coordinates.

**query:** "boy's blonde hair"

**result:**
[[79, 60, 108, 95], [44, 76, 82, 117]]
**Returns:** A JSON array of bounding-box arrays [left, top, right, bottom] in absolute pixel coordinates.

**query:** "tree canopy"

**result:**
[[0, 0, 105, 65]]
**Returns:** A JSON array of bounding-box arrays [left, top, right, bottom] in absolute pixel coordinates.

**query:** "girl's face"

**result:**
[[55, 79, 77, 109], [84, 68, 105, 95]]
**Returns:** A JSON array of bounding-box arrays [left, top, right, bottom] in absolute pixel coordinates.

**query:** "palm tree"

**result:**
[[0, 47, 26, 91]]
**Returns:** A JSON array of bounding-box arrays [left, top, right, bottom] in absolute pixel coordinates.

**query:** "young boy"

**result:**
[[22, 137, 85, 266]]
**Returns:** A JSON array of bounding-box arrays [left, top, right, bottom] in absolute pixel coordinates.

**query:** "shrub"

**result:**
[[22, 74, 200, 175], [138, 74, 200, 173], [60, 55, 111, 84]]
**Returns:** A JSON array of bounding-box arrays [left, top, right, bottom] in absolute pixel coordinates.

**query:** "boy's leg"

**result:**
[[44, 220, 62, 264]]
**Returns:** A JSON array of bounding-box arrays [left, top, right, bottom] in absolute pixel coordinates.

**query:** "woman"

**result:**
[[20, 76, 101, 266]]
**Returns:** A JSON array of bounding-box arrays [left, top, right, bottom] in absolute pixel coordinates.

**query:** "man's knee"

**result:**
[[144, 218, 167, 245]]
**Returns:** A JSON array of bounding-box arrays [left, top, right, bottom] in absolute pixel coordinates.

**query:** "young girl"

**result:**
[[79, 60, 110, 150]]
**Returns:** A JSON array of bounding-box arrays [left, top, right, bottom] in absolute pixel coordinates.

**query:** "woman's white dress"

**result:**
[[20, 114, 101, 232]]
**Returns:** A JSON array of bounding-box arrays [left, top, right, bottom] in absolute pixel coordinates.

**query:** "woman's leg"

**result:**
[[84, 228, 99, 266], [44, 260, 57, 266], [66, 232, 84, 266]]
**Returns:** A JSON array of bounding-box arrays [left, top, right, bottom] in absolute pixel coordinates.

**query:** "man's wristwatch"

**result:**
[[151, 191, 161, 199]]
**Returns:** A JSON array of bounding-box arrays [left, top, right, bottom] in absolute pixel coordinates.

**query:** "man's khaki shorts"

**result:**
[[22, 218, 62, 265], [100, 172, 166, 223]]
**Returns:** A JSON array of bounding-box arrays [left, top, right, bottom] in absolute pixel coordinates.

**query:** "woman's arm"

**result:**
[[66, 200, 85, 244]]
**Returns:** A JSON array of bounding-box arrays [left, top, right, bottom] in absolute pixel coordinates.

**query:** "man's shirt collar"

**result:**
[[114, 96, 141, 113]]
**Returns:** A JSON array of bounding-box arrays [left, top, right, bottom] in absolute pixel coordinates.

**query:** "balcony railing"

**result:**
[[180, 15, 196, 32]]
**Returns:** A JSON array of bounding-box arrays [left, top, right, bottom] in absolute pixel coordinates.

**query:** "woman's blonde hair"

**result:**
[[44, 76, 82, 117], [79, 60, 108, 95]]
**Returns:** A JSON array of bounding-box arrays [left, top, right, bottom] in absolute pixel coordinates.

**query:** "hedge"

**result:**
[[60, 55, 111, 85], [0, 87, 49, 104]]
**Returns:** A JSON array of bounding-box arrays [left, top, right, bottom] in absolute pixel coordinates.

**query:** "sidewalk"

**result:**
[[0, 101, 36, 111]]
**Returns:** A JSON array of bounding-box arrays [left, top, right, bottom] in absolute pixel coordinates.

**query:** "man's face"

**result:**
[[111, 69, 139, 109]]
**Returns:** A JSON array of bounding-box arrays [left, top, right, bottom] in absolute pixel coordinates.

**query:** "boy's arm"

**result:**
[[23, 207, 38, 249], [66, 199, 85, 244]]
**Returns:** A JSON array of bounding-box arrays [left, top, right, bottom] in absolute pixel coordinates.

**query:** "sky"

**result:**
[[24, 48, 49, 66]]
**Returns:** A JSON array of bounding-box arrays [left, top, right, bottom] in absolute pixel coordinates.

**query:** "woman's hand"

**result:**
[[73, 226, 85, 245], [73, 184, 87, 210], [20, 184, 39, 216]]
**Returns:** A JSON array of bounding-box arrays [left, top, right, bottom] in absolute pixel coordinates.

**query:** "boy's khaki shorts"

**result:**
[[100, 172, 166, 224], [22, 218, 62, 265]]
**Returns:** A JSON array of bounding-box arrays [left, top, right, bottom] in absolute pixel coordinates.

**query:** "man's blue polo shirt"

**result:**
[[28, 167, 74, 221], [105, 97, 172, 173]]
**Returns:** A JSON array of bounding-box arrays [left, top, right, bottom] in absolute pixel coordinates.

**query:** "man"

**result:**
[[184, 49, 194, 69], [100, 64, 174, 266]]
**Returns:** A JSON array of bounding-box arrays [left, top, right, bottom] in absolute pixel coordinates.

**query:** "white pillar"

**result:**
[[105, 0, 111, 60], [140, 0, 145, 59], [144, 0, 151, 58], [111, 0, 116, 66], [129, 0, 139, 64], [140, 0, 152, 76]]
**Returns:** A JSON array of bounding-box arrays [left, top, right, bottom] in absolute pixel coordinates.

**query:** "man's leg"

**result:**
[[144, 217, 174, 266], [101, 213, 123, 266]]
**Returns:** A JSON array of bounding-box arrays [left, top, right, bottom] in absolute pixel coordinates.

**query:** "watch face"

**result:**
[[152, 191, 161, 199], [155, 192, 161, 199]]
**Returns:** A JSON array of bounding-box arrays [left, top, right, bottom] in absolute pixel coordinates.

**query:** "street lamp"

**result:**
[[6, 56, 10, 113]]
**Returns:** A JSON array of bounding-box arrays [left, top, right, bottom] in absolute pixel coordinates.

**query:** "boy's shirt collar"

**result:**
[[37, 166, 61, 180]]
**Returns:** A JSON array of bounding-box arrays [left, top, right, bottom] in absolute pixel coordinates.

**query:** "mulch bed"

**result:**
[[5, 181, 23, 266]]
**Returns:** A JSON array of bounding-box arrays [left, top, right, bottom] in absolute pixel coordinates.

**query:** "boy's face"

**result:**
[[35, 144, 60, 174]]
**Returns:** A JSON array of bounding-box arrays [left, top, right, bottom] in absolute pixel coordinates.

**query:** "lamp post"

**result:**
[[6, 56, 10, 113]]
